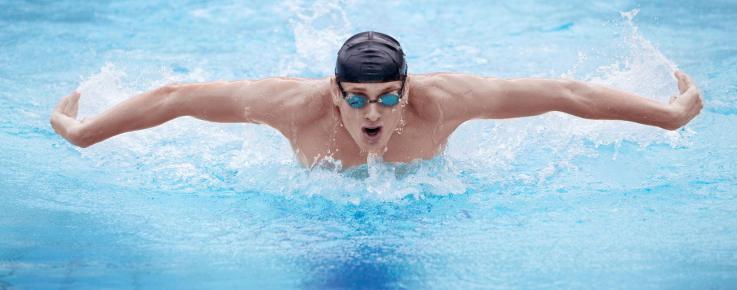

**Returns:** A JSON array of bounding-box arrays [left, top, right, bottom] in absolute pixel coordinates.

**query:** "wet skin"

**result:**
[[291, 78, 460, 168], [51, 72, 703, 169]]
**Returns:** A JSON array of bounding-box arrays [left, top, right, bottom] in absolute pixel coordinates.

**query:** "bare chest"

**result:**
[[286, 117, 458, 168]]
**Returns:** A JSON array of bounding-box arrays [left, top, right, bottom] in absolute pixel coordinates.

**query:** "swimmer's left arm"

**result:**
[[424, 71, 703, 130]]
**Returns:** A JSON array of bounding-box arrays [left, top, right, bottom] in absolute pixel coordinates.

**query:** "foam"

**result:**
[[71, 9, 692, 203], [278, 0, 353, 76], [446, 9, 692, 185]]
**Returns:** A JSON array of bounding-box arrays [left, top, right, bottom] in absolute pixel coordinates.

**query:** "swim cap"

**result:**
[[335, 31, 407, 83]]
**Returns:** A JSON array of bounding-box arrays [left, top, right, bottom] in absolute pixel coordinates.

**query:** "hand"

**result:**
[[667, 71, 703, 130], [50, 91, 85, 146]]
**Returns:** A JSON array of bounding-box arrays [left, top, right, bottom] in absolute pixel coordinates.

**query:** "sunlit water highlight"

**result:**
[[1, 0, 736, 289]]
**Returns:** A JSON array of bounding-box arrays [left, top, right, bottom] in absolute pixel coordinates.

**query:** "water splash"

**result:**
[[278, 0, 353, 76], [69, 8, 692, 203], [447, 8, 692, 186], [76, 63, 133, 119]]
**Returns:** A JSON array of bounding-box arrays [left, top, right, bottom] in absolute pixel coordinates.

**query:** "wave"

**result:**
[[70, 8, 691, 204]]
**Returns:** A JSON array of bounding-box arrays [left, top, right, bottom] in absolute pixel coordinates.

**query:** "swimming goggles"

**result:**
[[336, 80, 406, 109]]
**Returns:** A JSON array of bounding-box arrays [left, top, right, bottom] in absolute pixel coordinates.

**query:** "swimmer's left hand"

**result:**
[[666, 71, 703, 130]]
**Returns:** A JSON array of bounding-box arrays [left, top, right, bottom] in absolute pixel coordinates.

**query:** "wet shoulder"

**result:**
[[279, 77, 333, 123], [407, 73, 457, 122], [257, 77, 333, 135]]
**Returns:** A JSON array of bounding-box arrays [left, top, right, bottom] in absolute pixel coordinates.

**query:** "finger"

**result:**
[[63, 94, 74, 114], [67, 91, 81, 117], [681, 72, 694, 88], [54, 93, 70, 112], [675, 71, 688, 93], [696, 93, 704, 110], [55, 91, 79, 115], [63, 91, 79, 108], [690, 102, 702, 120], [690, 94, 704, 115]]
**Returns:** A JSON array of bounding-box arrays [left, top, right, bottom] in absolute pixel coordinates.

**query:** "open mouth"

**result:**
[[362, 126, 382, 137]]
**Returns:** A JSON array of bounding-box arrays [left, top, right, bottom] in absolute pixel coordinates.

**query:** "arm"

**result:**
[[50, 78, 327, 147], [419, 71, 702, 130]]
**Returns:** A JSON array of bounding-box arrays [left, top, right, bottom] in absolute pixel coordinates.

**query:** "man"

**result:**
[[51, 31, 703, 169]]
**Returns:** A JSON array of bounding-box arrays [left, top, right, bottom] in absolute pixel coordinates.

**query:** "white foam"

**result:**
[[447, 9, 691, 185], [278, 0, 353, 76], [71, 9, 693, 203]]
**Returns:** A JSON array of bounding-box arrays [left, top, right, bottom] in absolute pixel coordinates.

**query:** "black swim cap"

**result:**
[[335, 31, 407, 83]]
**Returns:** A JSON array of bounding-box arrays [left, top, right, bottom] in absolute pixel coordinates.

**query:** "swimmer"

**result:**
[[50, 31, 703, 168]]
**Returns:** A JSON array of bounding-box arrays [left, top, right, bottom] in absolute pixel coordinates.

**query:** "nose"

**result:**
[[364, 103, 382, 122]]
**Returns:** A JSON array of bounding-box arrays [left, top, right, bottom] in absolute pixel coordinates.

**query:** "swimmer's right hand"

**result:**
[[50, 91, 87, 147]]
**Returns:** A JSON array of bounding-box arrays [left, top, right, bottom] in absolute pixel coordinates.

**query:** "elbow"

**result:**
[[157, 83, 181, 95], [157, 83, 189, 116], [558, 80, 605, 119], [555, 79, 585, 112], [154, 83, 182, 106], [159, 83, 182, 102], [561, 79, 586, 100]]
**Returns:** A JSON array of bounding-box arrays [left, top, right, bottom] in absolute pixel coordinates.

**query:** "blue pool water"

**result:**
[[2, 0, 737, 289]]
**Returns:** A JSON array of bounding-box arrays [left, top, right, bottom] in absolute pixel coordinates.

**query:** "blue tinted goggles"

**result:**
[[345, 93, 400, 108], [337, 80, 406, 109]]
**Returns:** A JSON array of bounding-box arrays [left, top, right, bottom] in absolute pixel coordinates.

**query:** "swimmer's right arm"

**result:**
[[50, 78, 327, 147]]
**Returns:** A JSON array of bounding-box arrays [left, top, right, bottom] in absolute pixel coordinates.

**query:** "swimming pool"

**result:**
[[2, 0, 736, 288]]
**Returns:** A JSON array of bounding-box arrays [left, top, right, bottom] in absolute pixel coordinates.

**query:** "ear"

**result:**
[[401, 75, 411, 105], [330, 77, 342, 106]]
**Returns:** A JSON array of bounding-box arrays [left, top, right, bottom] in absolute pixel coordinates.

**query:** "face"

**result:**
[[333, 80, 408, 154]]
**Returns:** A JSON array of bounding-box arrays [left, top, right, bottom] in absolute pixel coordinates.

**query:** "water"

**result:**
[[2, 0, 736, 289]]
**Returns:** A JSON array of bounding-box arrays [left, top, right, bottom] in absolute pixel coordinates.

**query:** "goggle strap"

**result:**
[[398, 76, 406, 99]]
